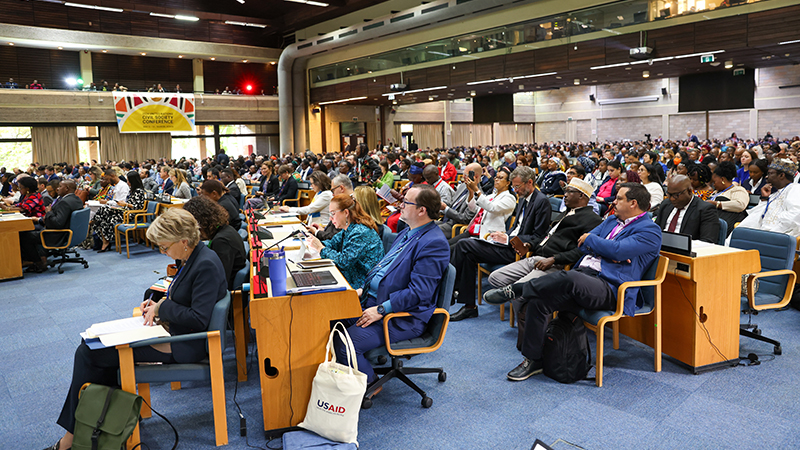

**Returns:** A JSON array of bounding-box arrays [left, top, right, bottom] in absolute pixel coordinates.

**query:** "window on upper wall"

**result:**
[[0, 127, 33, 171], [171, 125, 214, 160], [77, 126, 99, 164]]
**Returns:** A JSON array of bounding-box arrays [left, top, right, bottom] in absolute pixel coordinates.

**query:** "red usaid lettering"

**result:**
[[316, 399, 346, 414]]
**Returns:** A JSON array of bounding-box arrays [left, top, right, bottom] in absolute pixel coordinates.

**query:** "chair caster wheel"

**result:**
[[58, 268, 64, 274], [774, 346, 782, 355], [361, 397, 372, 409], [438, 372, 447, 382], [83, 263, 89, 269], [421, 397, 432, 408], [754, 328, 762, 336]]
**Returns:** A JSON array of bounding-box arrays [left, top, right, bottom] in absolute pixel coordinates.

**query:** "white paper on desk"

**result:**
[[376, 184, 398, 203], [86, 200, 102, 207], [691, 240, 715, 249], [261, 224, 300, 233]]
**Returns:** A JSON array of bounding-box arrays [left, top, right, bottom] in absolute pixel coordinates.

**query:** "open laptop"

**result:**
[[288, 268, 338, 288], [661, 230, 694, 257]]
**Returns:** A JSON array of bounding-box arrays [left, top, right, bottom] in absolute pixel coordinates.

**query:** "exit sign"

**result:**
[[700, 54, 715, 63], [733, 68, 745, 76]]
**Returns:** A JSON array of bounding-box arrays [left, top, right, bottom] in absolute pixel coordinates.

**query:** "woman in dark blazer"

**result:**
[[183, 195, 247, 290], [45, 208, 227, 450]]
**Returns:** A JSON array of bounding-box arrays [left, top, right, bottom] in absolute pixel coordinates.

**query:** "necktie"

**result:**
[[667, 207, 682, 233]]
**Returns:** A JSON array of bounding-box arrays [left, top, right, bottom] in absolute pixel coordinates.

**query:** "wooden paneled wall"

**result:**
[[203, 61, 278, 95], [310, 6, 800, 104], [0, 47, 80, 89], [91, 53, 194, 92], [0, 0, 274, 47]]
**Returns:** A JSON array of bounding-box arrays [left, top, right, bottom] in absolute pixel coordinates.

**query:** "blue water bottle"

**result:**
[[267, 249, 287, 296]]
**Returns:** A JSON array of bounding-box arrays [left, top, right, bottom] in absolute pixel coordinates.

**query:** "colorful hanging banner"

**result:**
[[112, 92, 196, 133]]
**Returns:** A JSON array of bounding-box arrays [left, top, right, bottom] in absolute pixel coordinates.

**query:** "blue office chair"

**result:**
[[729, 228, 797, 355], [717, 218, 727, 246], [41, 207, 90, 273], [577, 255, 669, 387], [363, 264, 456, 409], [381, 225, 397, 253], [119, 291, 231, 447], [115, 200, 159, 258]]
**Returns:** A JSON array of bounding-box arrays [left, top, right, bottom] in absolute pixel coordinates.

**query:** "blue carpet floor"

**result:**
[[3, 244, 800, 449]]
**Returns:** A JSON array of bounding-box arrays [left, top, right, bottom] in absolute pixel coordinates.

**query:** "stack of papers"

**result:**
[[376, 184, 399, 203], [81, 316, 170, 349]]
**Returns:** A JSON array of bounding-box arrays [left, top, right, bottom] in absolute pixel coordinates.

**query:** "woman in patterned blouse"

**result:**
[[0, 176, 45, 218], [306, 193, 384, 289], [92, 171, 146, 252]]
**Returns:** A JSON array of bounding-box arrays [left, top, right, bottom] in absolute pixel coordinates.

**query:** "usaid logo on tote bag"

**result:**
[[317, 399, 346, 415]]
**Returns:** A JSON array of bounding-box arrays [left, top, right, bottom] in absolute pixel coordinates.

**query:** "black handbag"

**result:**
[[73, 383, 142, 450]]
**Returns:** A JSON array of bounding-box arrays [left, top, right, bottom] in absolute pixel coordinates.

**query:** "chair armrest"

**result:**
[[123, 208, 147, 221], [747, 270, 797, 311], [129, 330, 219, 348], [606, 257, 669, 323], [40, 228, 72, 250], [381, 309, 450, 357], [132, 212, 154, 226], [281, 197, 300, 206], [452, 224, 467, 239]]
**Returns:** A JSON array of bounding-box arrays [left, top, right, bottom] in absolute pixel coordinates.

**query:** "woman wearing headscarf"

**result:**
[[539, 158, 567, 196]]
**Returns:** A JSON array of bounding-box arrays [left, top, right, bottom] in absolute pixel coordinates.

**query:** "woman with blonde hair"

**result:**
[[306, 193, 384, 289], [43, 207, 227, 450], [169, 168, 191, 199], [354, 185, 385, 237], [488, 149, 501, 169]]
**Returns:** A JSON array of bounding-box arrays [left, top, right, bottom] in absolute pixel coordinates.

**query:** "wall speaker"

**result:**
[[589, 94, 595, 101], [661, 87, 668, 95]]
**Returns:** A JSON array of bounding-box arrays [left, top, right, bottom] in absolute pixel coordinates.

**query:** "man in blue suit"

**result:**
[[484, 183, 662, 381], [336, 184, 450, 385]]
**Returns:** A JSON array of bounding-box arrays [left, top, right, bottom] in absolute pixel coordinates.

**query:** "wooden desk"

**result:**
[[0, 214, 35, 280], [249, 263, 361, 432], [618, 244, 760, 373]]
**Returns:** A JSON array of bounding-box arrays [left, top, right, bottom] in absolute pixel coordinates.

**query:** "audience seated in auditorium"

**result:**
[[219, 168, 240, 200], [279, 170, 333, 226], [42, 208, 227, 450], [638, 163, 664, 209], [169, 168, 192, 199], [267, 164, 299, 206], [595, 160, 621, 215], [450, 166, 550, 321], [707, 161, 749, 236], [423, 164, 454, 206], [353, 185, 386, 238], [20, 179, 83, 273], [741, 158, 769, 194], [449, 166, 516, 248], [199, 180, 242, 230], [438, 153, 457, 183], [305, 193, 384, 289], [333, 184, 449, 387], [183, 196, 246, 290], [737, 159, 800, 238], [653, 174, 719, 243], [0, 176, 44, 218], [486, 178, 603, 350], [93, 170, 146, 252], [484, 183, 662, 381], [437, 162, 481, 238]]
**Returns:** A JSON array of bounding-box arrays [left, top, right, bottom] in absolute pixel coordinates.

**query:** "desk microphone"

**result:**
[[263, 229, 304, 252], [258, 230, 305, 278]]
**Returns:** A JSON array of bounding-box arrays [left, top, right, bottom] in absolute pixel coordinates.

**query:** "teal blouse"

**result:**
[[320, 223, 384, 289]]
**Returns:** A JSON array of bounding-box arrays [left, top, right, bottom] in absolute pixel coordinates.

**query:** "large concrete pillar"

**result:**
[[79, 51, 93, 86], [443, 101, 452, 148], [193, 59, 204, 94]]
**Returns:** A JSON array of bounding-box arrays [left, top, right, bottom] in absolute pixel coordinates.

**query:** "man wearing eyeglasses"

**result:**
[[334, 184, 449, 387], [653, 174, 719, 243], [737, 159, 800, 238]]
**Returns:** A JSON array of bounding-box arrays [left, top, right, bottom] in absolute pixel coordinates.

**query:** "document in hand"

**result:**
[[81, 316, 169, 349], [376, 184, 399, 203]]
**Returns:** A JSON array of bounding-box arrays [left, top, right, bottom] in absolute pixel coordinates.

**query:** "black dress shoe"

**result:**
[[483, 285, 517, 305], [507, 358, 543, 381], [43, 439, 70, 450], [450, 306, 478, 322]]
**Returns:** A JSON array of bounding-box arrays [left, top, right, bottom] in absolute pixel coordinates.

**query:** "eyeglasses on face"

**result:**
[[158, 242, 178, 253], [400, 200, 418, 208], [667, 188, 689, 199]]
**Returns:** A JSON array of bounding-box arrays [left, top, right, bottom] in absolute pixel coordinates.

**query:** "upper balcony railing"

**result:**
[[309, 0, 770, 85]]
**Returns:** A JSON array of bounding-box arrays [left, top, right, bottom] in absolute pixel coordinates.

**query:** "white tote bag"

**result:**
[[298, 321, 368, 445]]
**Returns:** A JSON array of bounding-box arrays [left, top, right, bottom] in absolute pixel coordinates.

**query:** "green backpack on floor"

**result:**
[[73, 383, 142, 450]]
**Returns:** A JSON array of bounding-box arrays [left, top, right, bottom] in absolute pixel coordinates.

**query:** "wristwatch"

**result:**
[[377, 305, 385, 315]]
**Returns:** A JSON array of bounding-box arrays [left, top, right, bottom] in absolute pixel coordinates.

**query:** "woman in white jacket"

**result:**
[[449, 166, 516, 246], [279, 171, 333, 226]]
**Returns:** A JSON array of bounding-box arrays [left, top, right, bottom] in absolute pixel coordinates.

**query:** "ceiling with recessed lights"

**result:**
[[310, 5, 800, 107]]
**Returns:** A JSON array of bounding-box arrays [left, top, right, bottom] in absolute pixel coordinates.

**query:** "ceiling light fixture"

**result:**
[[724, 60, 733, 69], [102, 49, 107, 53], [64, 2, 123, 13], [58, 46, 63, 50], [318, 96, 367, 105], [642, 70, 650, 78], [237, 0, 245, 3], [175, 15, 199, 21], [210, 57, 216, 61], [150, 12, 174, 19], [8, 42, 13, 45], [140, 52, 146, 56], [574, 78, 580, 85], [285, 0, 329, 6], [178, 55, 183, 58], [778, 39, 800, 45]]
